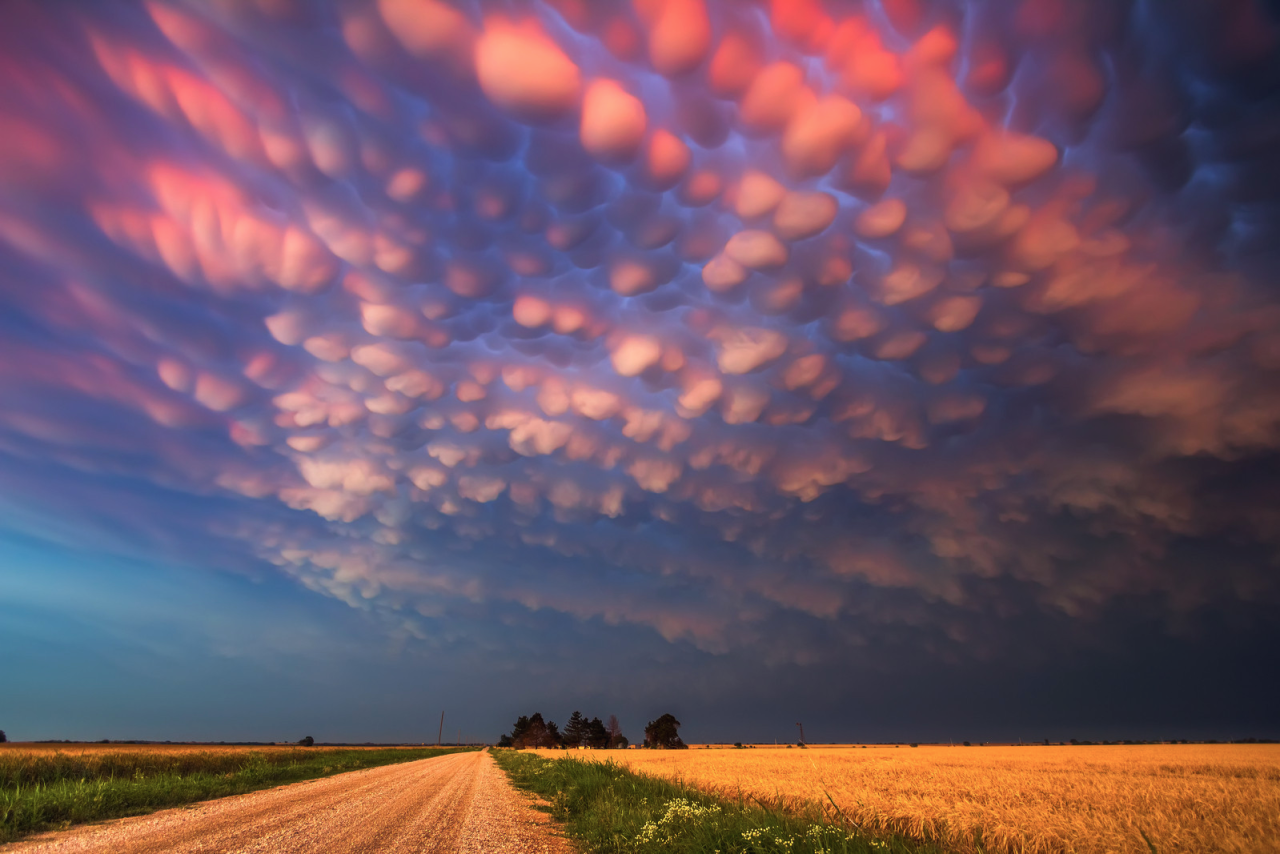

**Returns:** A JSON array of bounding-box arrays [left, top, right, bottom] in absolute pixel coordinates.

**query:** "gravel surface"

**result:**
[[3, 749, 575, 854]]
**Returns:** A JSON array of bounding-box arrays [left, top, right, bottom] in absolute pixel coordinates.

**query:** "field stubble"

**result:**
[[543, 744, 1280, 854]]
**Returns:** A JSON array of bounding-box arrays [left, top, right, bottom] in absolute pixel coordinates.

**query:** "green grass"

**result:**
[[0, 745, 475, 843], [492, 750, 949, 854]]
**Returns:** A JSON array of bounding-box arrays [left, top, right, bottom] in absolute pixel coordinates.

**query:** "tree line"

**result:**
[[499, 712, 687, 749]]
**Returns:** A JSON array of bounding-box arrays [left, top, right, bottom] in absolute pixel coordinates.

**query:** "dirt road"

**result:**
[[5, 749, 572, 854]]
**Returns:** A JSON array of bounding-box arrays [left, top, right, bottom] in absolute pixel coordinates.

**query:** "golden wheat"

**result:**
[[549, 744, 1280, 854]]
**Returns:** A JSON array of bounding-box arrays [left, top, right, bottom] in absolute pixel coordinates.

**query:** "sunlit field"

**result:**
[[540, 744, 1280, 854]]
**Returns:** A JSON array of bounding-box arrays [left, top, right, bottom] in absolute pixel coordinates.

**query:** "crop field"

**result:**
[[542, 744, 1280, 854]]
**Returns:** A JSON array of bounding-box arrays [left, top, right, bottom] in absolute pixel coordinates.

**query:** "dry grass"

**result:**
[[543, 744, 1280, 854]]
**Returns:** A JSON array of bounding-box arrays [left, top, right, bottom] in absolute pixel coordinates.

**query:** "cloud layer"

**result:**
[[2, 0, 1279, 675]]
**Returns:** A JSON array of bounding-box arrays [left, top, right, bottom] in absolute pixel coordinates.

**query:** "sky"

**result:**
[[2, 0, 1279, 746]]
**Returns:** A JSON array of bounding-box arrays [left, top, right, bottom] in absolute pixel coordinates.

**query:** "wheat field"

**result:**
[[547, 744, 1280, 854]]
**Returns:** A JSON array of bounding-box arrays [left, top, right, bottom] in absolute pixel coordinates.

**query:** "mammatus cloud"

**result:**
[[1, 0, 1279, 665]]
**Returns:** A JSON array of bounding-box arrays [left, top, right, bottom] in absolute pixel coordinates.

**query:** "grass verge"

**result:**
[[0, 746, 475, 843], [492, 749, 951, 854]]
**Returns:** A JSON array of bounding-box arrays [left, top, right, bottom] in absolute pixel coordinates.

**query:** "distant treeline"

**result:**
[[499, 712, 623, 749], [499, 712, 687, 749]]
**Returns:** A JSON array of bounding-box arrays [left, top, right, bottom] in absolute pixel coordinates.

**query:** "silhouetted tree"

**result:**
[[0, 730, 6, 743], [298, 736, 314, 746], [522, 713, 548, 749], [563, 711, 587, 747], [586, 717, 609, 748], [505, 712, 567, 748], [508, 715, 532, 747], [606, 715, 624, 748], [497, 734, 513, 748], [643, 713, 686, 749]]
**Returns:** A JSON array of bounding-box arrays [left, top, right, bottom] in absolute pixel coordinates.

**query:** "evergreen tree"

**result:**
[[563, 711, 587, 747], [524, 713, 548, 748], [506, 712, 568, 748], [586, 716, 610, 748], [509, 715, 532, 747]]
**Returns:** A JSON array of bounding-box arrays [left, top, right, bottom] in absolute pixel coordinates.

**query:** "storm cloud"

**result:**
[[3, 0, 1280, 728]]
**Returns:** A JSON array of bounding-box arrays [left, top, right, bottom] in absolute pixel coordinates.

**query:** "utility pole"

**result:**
[[437, 711, 444, 747], [795, 722, 806, 745]]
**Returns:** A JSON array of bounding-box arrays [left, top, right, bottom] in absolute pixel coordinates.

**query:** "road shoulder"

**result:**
[[456, 750, 577, 853]]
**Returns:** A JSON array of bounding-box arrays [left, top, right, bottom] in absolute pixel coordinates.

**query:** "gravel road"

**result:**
[[4, 749, 574, 854]]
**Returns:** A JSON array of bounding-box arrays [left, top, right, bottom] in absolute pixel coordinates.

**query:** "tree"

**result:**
[[522, 713, 548, 749], [497, 733, 513, 748], [606, 715, 624, 749], [586, 717, 609, 749], [563, 711, 587, 747], [508, 715, 532, 748], [643, 713, 686, 749], [0, 730, 6, 744], [506, 712, 567, 748], [298, 736, 314, 746]]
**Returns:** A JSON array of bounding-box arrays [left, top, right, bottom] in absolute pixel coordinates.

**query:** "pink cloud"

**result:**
[[1, 0, 1279, 662]]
